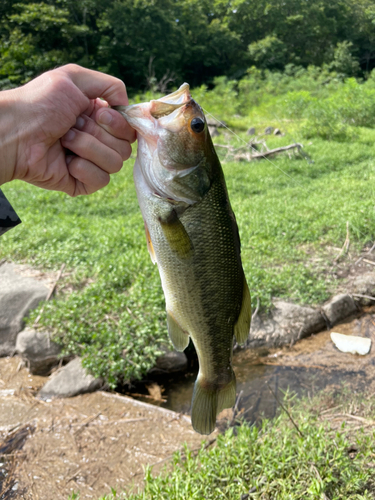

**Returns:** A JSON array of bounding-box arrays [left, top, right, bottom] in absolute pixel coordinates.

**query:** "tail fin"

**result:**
[[191, 371, 236, 435]]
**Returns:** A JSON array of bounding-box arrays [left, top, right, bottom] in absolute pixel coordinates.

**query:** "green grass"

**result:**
[[3, 71, 375, 385], [69, 391, 375, 500]]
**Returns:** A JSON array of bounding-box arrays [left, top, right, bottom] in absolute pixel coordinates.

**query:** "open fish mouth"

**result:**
[[113, 83, 192, 120]]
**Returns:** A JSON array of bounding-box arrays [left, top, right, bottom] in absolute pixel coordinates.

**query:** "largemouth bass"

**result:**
[[115, 84, 251, 434]]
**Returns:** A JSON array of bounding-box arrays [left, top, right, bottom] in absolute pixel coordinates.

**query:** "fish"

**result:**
[[114, 83, 251, 434]]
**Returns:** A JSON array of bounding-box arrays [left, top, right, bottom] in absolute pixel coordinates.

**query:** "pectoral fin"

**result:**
[[144, 222, 157, 265], [166, 310, 189, 351], [234, 279, 251, 345], [159, 210, 194, 260]]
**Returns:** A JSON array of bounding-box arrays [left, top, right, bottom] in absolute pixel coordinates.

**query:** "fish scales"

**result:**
[[115, 83, 251, 434]]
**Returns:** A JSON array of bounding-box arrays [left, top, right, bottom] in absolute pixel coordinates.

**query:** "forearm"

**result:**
[[0, 88, 21, 186]]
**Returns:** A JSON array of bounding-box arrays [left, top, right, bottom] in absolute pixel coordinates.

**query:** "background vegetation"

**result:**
[[3, 69, 375, 385], [1, 0, 375, 91], [2, 0, 375, 386]]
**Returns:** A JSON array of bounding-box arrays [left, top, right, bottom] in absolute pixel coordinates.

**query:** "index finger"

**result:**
[[61, 64, 129, 107]]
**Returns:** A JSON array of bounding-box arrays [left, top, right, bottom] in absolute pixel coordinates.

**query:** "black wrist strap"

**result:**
[[0, 188, 21, 236]]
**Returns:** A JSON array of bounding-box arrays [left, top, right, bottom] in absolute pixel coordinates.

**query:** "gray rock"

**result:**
[[351, 272, 375, 305], [246, 127, 256, 136], [273, 128, 282, 135], [248, 300, 325, 348], [150, 351, 188, 374], [38, 357, 103, 399], [0, 263, 49, 356], [264, 126, 274, 135], [16, 328, 63, 375], [206, 116, 227, 128], [322, 294, 357, 326], [208, 126, 220, 137]]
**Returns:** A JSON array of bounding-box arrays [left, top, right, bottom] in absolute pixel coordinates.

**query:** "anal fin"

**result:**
[[234, 279, 251, 345], [166, 310, 189, 352]]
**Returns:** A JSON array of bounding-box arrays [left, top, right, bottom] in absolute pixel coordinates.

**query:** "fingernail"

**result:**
[[75, 116, 85, 130], [98, 110, 112, 126], [63, 129, 76, 142]]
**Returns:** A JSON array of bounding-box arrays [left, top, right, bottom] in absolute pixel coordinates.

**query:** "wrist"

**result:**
[[0, 88, 21, 186]]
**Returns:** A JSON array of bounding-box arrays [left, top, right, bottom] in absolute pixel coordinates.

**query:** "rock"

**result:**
[[246, 127, 256, 136], [16, 328, 63, 375], [248, 300, 325, 348], [264, 126, 274, 135], [322, 294, 357, 326], [208, 126, 220, 137], [273, 128, 282, 135], [206, 116, 227, 128], [0, 263, 49, 356], [149, 351, 188, 374], [331, 332, 371, 355], [351, 272, 375, 305], [38, 358, 103, 399]]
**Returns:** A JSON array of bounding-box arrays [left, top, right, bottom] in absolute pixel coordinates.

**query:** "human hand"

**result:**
[[0, 64, 136, 196]]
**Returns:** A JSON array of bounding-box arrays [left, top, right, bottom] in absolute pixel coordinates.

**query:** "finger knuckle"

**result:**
[[111, 154, 124, 173], [122, 142, 132, 161]]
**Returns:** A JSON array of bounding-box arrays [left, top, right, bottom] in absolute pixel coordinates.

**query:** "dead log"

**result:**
[[234, 143, 303, 161]]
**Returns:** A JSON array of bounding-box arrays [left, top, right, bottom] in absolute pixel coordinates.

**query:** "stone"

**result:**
[[206, 116, 227, 128], [208, 126, 220, 137], [16, 328, 63, 375], [247, 300, 325, 348], [331, 332, 371, 355], [351, 272, 375, 305], [246, 127, 256, 136], [273, 128, 282, 135], [0, 263, 49, 356], [38, 357, 103, 399], [264, 126, 274, 135], [322, 294, 357, 326], [149, 351, 188, 374]]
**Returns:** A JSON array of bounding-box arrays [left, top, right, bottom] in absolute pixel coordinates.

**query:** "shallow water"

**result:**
[[130, 307, 375, 423]]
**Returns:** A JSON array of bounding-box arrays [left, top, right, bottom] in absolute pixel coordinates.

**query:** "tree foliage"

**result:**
[[0, 0, 375, 91]]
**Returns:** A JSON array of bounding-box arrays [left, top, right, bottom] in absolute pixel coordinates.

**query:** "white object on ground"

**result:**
[[330, 332, 371, 355]]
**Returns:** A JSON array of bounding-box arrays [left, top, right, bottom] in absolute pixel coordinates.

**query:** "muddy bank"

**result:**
[[0, 358, 204, 499]]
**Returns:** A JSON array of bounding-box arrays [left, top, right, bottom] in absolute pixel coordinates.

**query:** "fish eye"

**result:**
[[190, 117, 205, 133]]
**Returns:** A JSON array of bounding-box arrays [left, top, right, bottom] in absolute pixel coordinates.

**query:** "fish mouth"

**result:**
[[113, 83, 192, 122]]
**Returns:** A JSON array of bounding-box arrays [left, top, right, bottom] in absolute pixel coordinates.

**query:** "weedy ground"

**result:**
[[69, 389, 375, 499], [2, 67, 375, 384]]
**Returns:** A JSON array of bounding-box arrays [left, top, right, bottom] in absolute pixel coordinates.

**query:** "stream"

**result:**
[[128, 307, 375, 423]]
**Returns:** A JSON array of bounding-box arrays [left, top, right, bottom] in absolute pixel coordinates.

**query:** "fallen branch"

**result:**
[[335, 413, 375, 426], [354, 242, 375, 266], [362, 258, 375, 266], [352, 293, 375, 302], [126, 392, 167, 403], [234, 143, 303, 161]]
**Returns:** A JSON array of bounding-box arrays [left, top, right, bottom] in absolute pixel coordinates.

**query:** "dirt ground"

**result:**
[[0, 358, 206, 499]]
